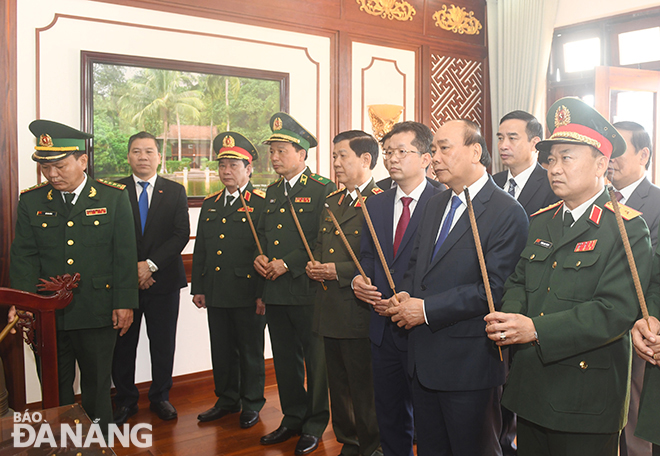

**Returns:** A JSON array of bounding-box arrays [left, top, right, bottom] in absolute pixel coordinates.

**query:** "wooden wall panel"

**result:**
[[425, 0, 486, 47]]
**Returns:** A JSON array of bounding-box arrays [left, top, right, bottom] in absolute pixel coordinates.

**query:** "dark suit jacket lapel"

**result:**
[[517, 164, 544, 209], [143, 176, 165, 233], [626, 178, 649, 213], [382, 189, 396, 264]]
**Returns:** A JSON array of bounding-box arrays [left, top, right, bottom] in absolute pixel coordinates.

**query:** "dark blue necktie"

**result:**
[[508, 178, 517, 197], [138, 181, 149, 234], [431, 195, 462, 261]]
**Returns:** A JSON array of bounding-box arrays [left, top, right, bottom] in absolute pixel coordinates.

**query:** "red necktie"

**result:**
[[393, 197, 412, 257], [614, 191, 624, 202]]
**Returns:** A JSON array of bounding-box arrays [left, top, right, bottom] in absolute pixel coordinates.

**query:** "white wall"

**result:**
[[555, 0, 659, 27]]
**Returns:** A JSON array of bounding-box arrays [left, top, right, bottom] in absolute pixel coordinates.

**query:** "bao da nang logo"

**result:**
[[12, 411, 152, 448]]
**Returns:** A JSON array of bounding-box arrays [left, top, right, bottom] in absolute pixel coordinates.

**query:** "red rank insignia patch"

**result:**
[[244, 191, 251, 202], [588, 205, 602, 225], [237, 206, 254, 212], [295, 197, 311, 203], [85, 208, 107, 216], [574, 240, 597, 252]]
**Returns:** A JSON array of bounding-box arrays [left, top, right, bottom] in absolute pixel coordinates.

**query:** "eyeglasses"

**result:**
[[382, 148, 421, 160]]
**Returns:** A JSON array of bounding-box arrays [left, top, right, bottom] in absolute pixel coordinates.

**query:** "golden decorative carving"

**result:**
[[356, 0, 416, 22], [368, 104, 404, 140], [433, 5, 482, 35]]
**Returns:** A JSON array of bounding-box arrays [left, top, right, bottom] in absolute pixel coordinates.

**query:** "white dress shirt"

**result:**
[[392, 178, 428, 242], [504, 162, 536, 200], [61, 174, 88, 205], [614, 175, 646, 205], [562, 188, 605, 227], [133, 173, 158, 207]]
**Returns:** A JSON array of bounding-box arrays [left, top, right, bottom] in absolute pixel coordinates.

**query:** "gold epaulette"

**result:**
[[252, 189, 266, 198], [269, 178, 283, 188], [205, 190, 222, 200], [326, 187, 346, 198], [96, 179, 126, 190], [605, 201, 642, 220], [531, 200, 563, 217], [309, 173, 332, 185], [21, 181, 48, 194], [372, 187, 383, 195]]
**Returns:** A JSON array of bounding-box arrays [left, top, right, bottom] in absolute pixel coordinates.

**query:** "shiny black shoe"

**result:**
[[239, 410, 260, 428], [260, 425, 301, 445], [149, 401, 178, 421], [113, 403, 138, 425], [197, 406, 239, 423], [295, 434, 320, 455]]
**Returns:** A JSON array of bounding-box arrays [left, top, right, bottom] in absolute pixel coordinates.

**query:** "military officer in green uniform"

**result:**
[[484, 98, 653, 456], [192, 131, 267, 429], [254, 112, 336, 455], [306, 130, 382, 456], [631, 224, 660, 454], [9, 120, 138, 431]]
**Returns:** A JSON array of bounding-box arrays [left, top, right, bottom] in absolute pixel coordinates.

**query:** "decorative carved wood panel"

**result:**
[[430, 53, 483, 131]]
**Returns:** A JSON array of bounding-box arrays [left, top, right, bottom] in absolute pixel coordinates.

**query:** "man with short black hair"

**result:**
[[112, 131, 190, 424], [387, 119, 528, 456], [494, 110, 558, 217]]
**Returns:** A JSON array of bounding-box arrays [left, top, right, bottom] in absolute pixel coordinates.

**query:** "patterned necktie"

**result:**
[[226, 194, 235, 207], [64, 193, 75, 216], [432, 195, 462, 261], [393, 197, 412, 257], [508, 178, 517, 198], [138, 181, 149, 234]]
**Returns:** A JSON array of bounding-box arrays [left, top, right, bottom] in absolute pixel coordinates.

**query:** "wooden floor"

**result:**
[[113, 364, 342, 456]]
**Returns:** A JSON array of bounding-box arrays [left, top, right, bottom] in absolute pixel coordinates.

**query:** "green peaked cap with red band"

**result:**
[[213, 131, 258, 163], [29, 119, 92, 163], [536, 97, 626, 160], [263, 112, 317, 151]]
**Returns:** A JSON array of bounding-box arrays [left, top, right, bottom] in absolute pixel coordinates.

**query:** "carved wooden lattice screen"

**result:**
[[430, 53, 483, 131]]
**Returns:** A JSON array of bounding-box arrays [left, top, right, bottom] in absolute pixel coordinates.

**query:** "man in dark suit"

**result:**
[[112, 131, 190, 424], [192, 132, 267, 429], [353, 121, 442, 456], [493, 110, 558, 217], [10, 120, 138, 432], [307, 130, 382, 456], [610, 121, 660, 456], [386, 119, 529, 456]]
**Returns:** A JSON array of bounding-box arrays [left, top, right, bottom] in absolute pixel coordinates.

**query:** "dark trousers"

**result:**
[[266, 304, 329, 437], [412, 374, 502, 456], [371, 324, 414, 456], [325, 337, 381, 456], [207, 306, 266, 412], [112, 290, 179, 406], [58, 326, 117, 431], [620, 353, 652, 456], [517, 417, 619, 456], [500, 347, 518, 456]]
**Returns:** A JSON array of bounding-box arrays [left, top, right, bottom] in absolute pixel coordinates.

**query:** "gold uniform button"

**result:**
[[274, 240, 279, 245], [329, 248, 334, 254], [217, 250, 222, 255], [354, 230, 359, 235], [67, 240, 74, 245], [219, 234, 225, 239], [94, 220, 99, 226], [41, 222, 47, 228], [222, 218, 226, 223], [67, 221, 74, 227], [540, 312, 544, 316], [530, 254, 535, 260], [242, 218, 246, 222], [272, 258, 277, 261], [579, 361, 588, 370], [277, 224, 283, 229], [547, 287, 550, 292], [105, 284, 111, 289], [280, 208, 286, 213], [206, 218, 210, 222], [299, 208, 303, 213], [247, 274, 252, 279], [215, 267, 220, 271], [322, 227, 326, 232], [67, 259, 74, 265], [552, 261, 557, 269], [334, 230, 339, 235], [576, 260, 581, 267]]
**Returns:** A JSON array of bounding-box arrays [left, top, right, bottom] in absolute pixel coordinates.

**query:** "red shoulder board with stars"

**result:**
[[531, 200, 563, 217], [205, 190, 222, 201], [326, 187, 345, 199], [243, 191, 252, 202], [575, 240, 598, 252], [604, 201, 642, 220], [372, 187, 383, 195], [588, 205, 603, 225], [237, 206, 254, 212]]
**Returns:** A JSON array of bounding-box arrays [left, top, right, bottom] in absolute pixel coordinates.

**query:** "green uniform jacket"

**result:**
[[191, 182, 266, 308], [9, 176, 139, 330], [256, 167, 336, 305], [636, 225, 660, 445], [312, 180, 382, 339], [501, 190, 653, 434]]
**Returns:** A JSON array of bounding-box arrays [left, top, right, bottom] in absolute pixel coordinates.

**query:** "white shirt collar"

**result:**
[[225, 182, 249, 200], [347, 177, 373, 200], [506, 162, 536, 195], [563, 187, 605, 225], [451, 171, 489, 206], [133, 173, 157, 188], [284, 167, 307, 193], [395, 177, 427, 203], [614, 175, 646, 204], [61, 174, 88, 204]]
